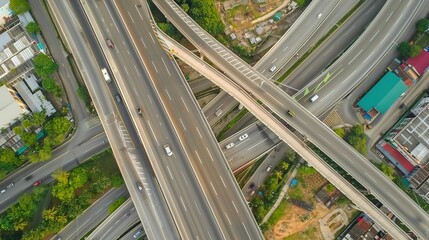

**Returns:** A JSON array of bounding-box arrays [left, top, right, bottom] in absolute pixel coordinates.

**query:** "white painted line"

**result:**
[[181, 171, 188, 185], [206, 147, 214, 162], [219, 175, 226, 188], [166, 165, 174, 180], [162, 58, 171, 76], [195, 150, 203, 165], [370, 30, 379, 42], [196, 127, 202, 139], [141, 37, 146, 48], [348, 49, 363, 65], [179, 118, 187, 131], [210, 181, 218, 195], [128, 11, 134, 23], [152, 61, 158, 73], [232, 201, 239, 213], [165, 89, 171, 100], [194, 201, 202, 215], [180, 197, 188, 211], [147, 121, 159, 145], [149, 33, 155, 43], [181, 97, 189, 112], [248, 138, 268, 150], [224, 212, 232, 225]]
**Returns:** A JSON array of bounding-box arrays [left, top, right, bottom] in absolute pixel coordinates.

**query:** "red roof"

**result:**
[[382, 143, 414, 172], [406, 50, 429, 75]]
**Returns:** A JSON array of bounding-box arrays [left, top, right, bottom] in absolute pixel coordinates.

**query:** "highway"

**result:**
[[86, 0, 262, 238], [155, 0, 429, 238], [50, 0, 178, 238]]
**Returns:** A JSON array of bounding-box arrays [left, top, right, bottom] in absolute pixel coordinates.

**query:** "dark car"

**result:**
[[249, 182, 256, 189], [33, 180, 42, 187]]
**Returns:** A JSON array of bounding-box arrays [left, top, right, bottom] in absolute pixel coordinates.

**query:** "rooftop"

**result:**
[[0, 85, 27, 129], [406, 49, 429, 75]]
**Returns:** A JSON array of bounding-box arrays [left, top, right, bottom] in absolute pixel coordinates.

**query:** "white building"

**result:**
[[0, 85, 29, 130]]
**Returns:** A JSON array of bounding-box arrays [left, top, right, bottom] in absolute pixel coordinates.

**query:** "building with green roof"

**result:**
[[357, 71, 407, 119]]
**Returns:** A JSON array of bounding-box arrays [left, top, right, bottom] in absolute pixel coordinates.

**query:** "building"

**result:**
[[376, 140, 415, 175], [0, 85, 29, 130], [13, 73, 56, 117], [408, 164, 429, 203], [406, 48, 429, 75], [357, 71, 407, 120]]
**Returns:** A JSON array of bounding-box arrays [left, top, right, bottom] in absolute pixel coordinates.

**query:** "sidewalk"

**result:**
[[261, 162, 300, 224]]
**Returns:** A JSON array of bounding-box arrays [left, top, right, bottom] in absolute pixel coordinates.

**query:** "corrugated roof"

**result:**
[[357, 72, 407, 114], [382, 142, 414, 173], [407, 49, 429, 75]]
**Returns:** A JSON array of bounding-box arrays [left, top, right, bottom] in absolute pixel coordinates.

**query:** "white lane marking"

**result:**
[[162, 58, 171, 76], [248, 138, 268, 150], [324, 89, 335, 100], [128, 11, 134, 23], [365, 173, 376, 183], [123, 65, 129, 75], [149, 33, 155, 43], [344, 25, 355, 37], [140, 37, 147, 48], [271, 58, 277, 64], [224, 212, 232, 225], [147, 121, 159, 145], [219, 175, 226, 188], [165, 89, 172, 100], [152, 61, 158, 73], [196, 127, 202, 139], [385, 11, 393, 22], [283, 46, 288, 52], [166, 165, 174, 180], [232, 201, 239, 213], [181, 97, 189, 112], [206, 147, 214, 162], [195, 150, 203, 165], [210, 181, 218, 195], [179, 118, 187, 131], [242, 222, 251, 239], [181, 171, 188, 185], [370, 30, 379, 42], [348, 49, 363, 65], [194, 201, 202, 215], [148, 95, 153, 104], [134, 65, 140, 77], [180, 197, 188, 211]]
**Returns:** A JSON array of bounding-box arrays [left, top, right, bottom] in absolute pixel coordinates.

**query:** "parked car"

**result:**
[[33, 180, 42, 187]]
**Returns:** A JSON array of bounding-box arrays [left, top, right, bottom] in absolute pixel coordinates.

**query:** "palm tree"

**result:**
[[274, 170, 283, 180], [42, 208, 57, 221], [281, 161, 289, 171]]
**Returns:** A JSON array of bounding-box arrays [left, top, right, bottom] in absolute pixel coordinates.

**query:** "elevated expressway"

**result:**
[[160, 32, 410, 239], [153, 0, 429, 238], [85, 0, 263, 238]]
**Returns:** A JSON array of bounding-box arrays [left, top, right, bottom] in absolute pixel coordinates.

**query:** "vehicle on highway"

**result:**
[[269, 65, 277, 72], [317, 13, 322, 18], [106, 38, 114, 48], [101, 68, 112, 83], [137, 182, 143, 191], [7, 183, 14, 189], [115, 94, 122, 103], [137, 107, 143, 116], [249, 190, 256, 196], [239, 133, 249, 141], [310, 94, 319, 102], [164, 144, 173, 156], [215, 108, 223, 117], [0, 189, 5, 194], [133, 229, 143, 238], [249, 182, 255, 189], [266, 164, 273, 172], [287, 110, 296, 116], [225, 142, 235, 149], [33, 180, 42, 186]]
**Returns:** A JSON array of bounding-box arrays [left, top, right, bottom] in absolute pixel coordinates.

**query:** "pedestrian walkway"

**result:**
[[261, 162, 300, 224]]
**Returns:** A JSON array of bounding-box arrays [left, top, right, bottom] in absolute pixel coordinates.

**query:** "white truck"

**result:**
[[101, 68, 111, 83]]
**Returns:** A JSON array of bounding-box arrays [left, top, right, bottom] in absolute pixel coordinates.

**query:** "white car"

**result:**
[[225, 142, 235, 149], [164, 144, 173, 156], [137, 182, 143, 191], [266, 164, 273, 172], [317, 13, 322, 18], [0, 189, 5, 194], [239, 133, 249, 141]]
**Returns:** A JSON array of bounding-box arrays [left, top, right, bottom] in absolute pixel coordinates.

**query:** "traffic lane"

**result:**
[[111, 2, 225, 238], [281, 0, 386, 90], [258, 0, 340, 76], [260, 79, 429, 236], [189, 76, 217, 94], [300, 0, 419, 115], [204, 91, 237, 126], [76, 1, 179, 238]]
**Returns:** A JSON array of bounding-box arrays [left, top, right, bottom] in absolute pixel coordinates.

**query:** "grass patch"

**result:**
[[216, 108, 249, 141], [109, 196, 127, 214], [415, 34, 429, 48], [284, 226, 318, 240], [266, 199, 289, 226], [276, 0, 366, 84]]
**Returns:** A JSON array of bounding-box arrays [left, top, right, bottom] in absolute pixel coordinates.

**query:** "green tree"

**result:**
[[52, 169, 69, 184], [38, 145, 52, 161], [21, 132, 37, 146], [34, 54, 58, 78], [188, 0, 224, 35], [42, 208, 57, 222], [111, 173, 124, 187], [0, 148, 19, 166], [416, 19, 429, 33], [274, 170, 283, 180], [377, 162, 396, 180], [346, 124, 367, 155], [410, 45, 422, 57], [13, 126, 24, 136], [45, 117, 72, 137], [333, 128, 345, 138], [69, 168, 88, 189], [21, 118, 32, 129], [77, 85, 91, 105], [158, 22, 182, 41], [280, 161, 289, 171], [326, 183, 335, 192], [9, 0, 30, 15], [397, 42, 412, 58], [32, 111, 47, 126], [42, 77, 61, 95], [25, 22, 40, 34], [181, 3, 189, 12]]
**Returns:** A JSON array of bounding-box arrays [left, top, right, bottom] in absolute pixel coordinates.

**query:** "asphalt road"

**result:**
[[53, 186, 129, 240], [112, 1, 262, 238], [155, 0, 429, 238], [50, 0, 178, 238]]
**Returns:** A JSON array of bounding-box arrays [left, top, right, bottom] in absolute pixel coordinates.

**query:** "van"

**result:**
[[269, 65, 277, 72], [133, 229, 143, 238], [164, 144, 173, 156], [101, 68, 112, 83], [310, 95, 319, 102]]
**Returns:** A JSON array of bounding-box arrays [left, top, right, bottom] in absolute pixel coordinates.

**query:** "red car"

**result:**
[[33, 180, 42, 186], [106, 39, 114, 48]]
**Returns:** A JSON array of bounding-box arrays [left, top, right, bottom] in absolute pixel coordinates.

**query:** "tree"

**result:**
[[280, 161, 289, 171], [34, 54, 58, 78], [0, 148, 19, 165], [416, 19, 429, 33], [38, 146, 52, 161], [21, 132, 37, 146], [346, 124, 367, 155], [377, 162, 396, 180], [25, 22, 40, 34], [69, 167, 88, 189], [410, 45, 422, 57], [42, 208, 57, 222], [326, 183, 335, 192], [77, 85, 91, 105], [333, 128, 346, 138], [42, 77, 62, 96], [45, 117, 72, 137], [397, 42, 412, 58], [52, 169, 69, 184], [274, 170, 283, 180], [13, 126, 24, 136], [188, 0, 225, 35], [181, 3, 189, 12], [21, 118, 32, 129], [32, 111, 46, 126], [9, 0, 30, 15]]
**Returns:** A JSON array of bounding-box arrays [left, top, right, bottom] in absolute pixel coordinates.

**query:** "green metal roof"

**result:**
[[357, 71, 407, 114]]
